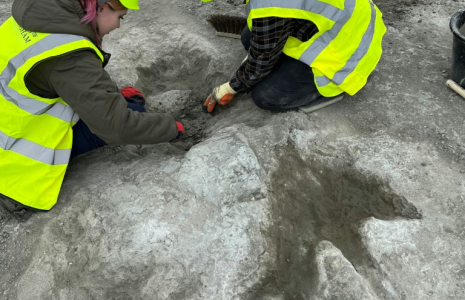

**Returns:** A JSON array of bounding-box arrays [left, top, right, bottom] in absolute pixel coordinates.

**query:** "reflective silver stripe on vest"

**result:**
[[246, 0, 343, 23], [316, 75, 331, 87], [0, 130, 70, 165], [0, 34, 91, 122], [246, 0, 378, 89], [71, 113, 80, 124], [317, 1, 377, 87], [299, 0, 356, 65]]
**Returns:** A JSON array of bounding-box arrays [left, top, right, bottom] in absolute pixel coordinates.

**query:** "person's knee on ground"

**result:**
[[251, 85, 287, 111], [251, 92, 270, 111], [71, 97, 146, 158]]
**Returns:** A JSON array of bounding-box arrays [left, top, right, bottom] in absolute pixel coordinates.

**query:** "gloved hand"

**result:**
[[203, 82, 236, 113], [169, 121, 184, 143], [121, 86, 146, 107]]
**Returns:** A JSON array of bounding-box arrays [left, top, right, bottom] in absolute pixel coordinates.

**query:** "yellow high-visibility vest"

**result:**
[[202, 0, 386, 97], [0, 17, 103, 210], [248, 0, 386, 96]]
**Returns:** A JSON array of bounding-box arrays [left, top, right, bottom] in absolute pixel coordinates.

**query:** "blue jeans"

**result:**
[[241, 26, 322, 111], [71, 97, 145, 158]]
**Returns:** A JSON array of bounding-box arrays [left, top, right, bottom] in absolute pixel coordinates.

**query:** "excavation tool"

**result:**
[[207, 14, 247, 39], [446, 79, 465, 99]]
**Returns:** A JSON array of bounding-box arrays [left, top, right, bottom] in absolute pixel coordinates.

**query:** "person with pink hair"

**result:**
[[80, 0, 134, 47], [0, 0, 184, 218]]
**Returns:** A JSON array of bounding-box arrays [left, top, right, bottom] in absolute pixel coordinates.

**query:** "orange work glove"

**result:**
[[203, 82, 236, 113]]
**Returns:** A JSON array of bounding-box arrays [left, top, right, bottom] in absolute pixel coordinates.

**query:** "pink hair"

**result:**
[[79, 0, 101, 46], [79, 0, 126, 46], [79, 0, 98, 24]]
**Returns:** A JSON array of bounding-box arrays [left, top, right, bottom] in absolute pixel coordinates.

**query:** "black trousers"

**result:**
[[71, 97, 146, 158], [241, 26, 322, 111]]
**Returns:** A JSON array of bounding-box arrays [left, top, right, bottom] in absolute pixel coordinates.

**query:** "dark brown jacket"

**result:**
[[11, 0, 178, 145]]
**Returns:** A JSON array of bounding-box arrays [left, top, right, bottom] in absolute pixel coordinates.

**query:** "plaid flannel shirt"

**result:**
[[230, 17, 318, 93]]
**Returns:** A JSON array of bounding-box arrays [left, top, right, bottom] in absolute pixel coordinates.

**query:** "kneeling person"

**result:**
[[202, 0, 386, 113], [0, 0, 184, 219]]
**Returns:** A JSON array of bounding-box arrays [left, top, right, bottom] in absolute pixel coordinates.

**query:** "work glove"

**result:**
[[169, 121, 184, 143], [203, 82, 236, 113], [121, 86, 146, 107]]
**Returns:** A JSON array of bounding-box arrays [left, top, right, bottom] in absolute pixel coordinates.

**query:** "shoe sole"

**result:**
[[299, 95, 344, 113]]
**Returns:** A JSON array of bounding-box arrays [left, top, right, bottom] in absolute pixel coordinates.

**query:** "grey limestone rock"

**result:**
[[313, 241, 381, 300]]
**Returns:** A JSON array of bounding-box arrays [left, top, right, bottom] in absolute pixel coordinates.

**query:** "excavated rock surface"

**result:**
[[1, 0, 464, 299]]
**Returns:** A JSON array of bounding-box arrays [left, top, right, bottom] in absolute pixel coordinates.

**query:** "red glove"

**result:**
[[169, 121, 184, 143], [121, 86, 146, 106]]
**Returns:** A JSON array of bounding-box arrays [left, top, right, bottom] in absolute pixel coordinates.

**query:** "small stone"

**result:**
[[421, 162, 427, 166]]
